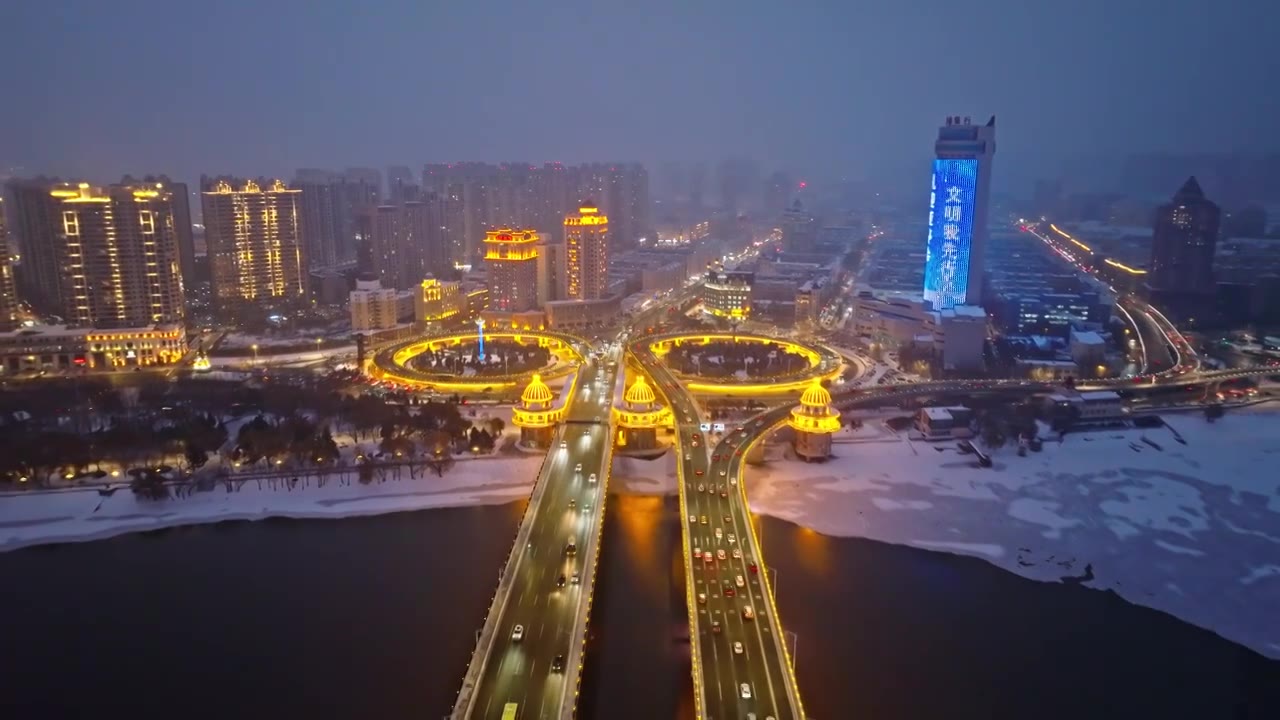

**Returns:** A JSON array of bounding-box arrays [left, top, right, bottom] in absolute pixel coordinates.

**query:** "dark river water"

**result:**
[[3, 498, 1278, 719]]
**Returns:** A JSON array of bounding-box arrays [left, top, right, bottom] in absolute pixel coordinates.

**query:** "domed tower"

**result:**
[[613, 374, 670, 451], [788, 380, 841, 461], [512, 374, 557, 447]]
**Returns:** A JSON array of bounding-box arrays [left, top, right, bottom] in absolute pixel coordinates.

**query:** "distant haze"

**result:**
[[2, 0, 1277, 196]]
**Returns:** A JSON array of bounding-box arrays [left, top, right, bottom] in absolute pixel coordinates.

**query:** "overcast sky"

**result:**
[[2, 0, 1276, 194]]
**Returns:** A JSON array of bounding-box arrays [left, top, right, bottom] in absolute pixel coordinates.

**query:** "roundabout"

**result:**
[[368, 329, 587, 392], [642, 332, 844, 395]]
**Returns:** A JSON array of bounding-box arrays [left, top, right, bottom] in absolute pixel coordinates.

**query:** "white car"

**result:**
[[727, 534, 736, 544], [588, 473, 597, 483], [560, 440, 567, 449], [740, 683, 752, 699], [732, 548, 742, 559], [714, 528, 723, 540], [735, 574, 745, 588], [512, 625, 524, 642], [733, 641, 744, 655], [574, 463, 582, 473], [689, 514, 696, 524]]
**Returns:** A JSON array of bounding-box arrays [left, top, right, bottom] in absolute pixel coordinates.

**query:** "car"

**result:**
[[574, 463, 583, 473], [512, 625, 524, 641], [730, 477, 737, 487], [551, 654, 565, 672], [733, 641, 744, 655], [719, 470, 726, 477], [720, 488, 728, 498], [748, 562, 758, 574], [588, 473, 597, 483], [727, 534, 736, 544], [712, 454, 719, 461], [691, 440, 700, 447], [694, 469, 704, 476], [569, 499, 576, 510], [742, 605, 755, 620], [560, 440, 568, 449], [700, 515, 708, 525], [715, 527, 723, 540], [712, 620, 722, 634], [565, 538, 577, 556], [735, 574, 745, 588], [732, 548, 742, 559], [697, 484, 705, 493], [688, 514, 696, 524], [697, 592, 707, 605], [724, 585, 735, 597], [740, 683, 752, 699], [703, 552, 714, 563], [571, 572, 580, 584], [693, 546, 701, 559], [723, 515, 731, 524], [717, 549, 726, 560], [685, 453, 692, 461], [557, 574, 566, 588], [692, 433, 701, 440], [583, 428, 591, 436]]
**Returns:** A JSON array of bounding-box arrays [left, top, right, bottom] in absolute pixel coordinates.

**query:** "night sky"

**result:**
[[2, 0, 1276, 194]]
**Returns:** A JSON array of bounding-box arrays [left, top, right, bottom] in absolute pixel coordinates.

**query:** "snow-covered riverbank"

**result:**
[[744, 404, 1280, 659], [0, 454, 542, 552]]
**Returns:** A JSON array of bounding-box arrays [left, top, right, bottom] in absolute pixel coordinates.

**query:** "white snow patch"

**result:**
[[1240, 565, 1280, 586], [872, 498, 933, 511], [1153, 539, 1206, 557], [912, 540, 1005, 559], [1007, 498, 1081, 539]]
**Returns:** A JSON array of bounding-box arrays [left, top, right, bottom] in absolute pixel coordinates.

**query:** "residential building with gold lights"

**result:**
[[46, 182, 186, 329], [0, 323, 186, 373], [415, 277, 465, 326], [484, 228, 540, 312], [702, 268, 754, 319], [201, 176, 307, 318], [565, 203, 609, 300]]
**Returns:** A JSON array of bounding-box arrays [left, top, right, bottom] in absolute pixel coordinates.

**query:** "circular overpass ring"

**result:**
[[643, 332, 843, 395], [370, 330, 588, 392]]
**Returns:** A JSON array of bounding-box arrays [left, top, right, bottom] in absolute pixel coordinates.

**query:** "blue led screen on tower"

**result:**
[[922, 158, 979, 310]]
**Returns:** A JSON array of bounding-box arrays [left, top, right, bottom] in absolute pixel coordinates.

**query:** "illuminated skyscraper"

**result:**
[[1148, 176, 1219, 295], [0, 202, 19, 331], [45, 182, 186, 328], [565, 203, 609, 300], [201, 176, 307, 316], [923, 115, 996, 310], [484, 228, 540, 312]]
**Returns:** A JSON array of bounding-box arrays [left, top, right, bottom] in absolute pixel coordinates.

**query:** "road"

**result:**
[[462, 359, 616, 720], [636, 345, 804, 720]]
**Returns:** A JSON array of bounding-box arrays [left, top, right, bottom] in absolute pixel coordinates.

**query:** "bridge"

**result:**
[[633, 341, 807, 720], [450, 357, 616, 720]]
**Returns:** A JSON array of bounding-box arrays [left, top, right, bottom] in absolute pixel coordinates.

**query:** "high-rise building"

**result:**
[[484, 228, 540, 312], [122, 175, 195, 292], [780, 200, 817, 253], [535, 237, 566, 306], [0, 201, 19, 331], [387, 165, 419, 205], [5, 177, 64, 312], [922, 115, 997, 311], [368, 205, 405, 288], [292, 170, 342, 269], [1148, 176, 1219, 295], [565, 203, 609, 300], [201, 177, 307, 316], [44, 182, 186, 328], [336, 168, 381, 263]]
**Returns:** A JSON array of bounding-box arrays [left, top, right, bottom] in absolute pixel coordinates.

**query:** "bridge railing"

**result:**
[[450, 428, 561, 719]]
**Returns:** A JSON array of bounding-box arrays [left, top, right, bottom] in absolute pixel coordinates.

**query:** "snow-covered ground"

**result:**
[[0, 453, 543, 552], [746, 404, 1280, 659]]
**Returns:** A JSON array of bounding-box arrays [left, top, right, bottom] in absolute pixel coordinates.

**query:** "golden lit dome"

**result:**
[[624, 376, 657, 405], [521, 374, 554, 405], [799, 380, 832, 408]]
